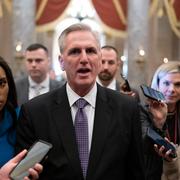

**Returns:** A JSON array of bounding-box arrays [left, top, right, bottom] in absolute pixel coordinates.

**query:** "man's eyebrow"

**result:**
[[67, 48, 80, 54]]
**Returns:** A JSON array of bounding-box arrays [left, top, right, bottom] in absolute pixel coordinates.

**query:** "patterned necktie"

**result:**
[[74, 98, 89, 178]]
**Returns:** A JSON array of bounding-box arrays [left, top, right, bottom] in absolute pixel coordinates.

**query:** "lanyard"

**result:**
[[166, 111, 178, 144]]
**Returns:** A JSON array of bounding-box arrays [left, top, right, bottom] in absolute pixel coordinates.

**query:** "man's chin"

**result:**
[[99, 76, 113, 81], [30, 73, 40, 78]]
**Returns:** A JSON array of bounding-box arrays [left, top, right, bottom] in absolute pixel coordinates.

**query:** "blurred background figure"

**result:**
[[97, 45, 140, 102], [97, 45, 121, 90], [15, 43, 64, 106]]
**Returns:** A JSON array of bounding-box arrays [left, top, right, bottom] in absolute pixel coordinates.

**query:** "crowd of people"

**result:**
[[0, 23, 179, 180]]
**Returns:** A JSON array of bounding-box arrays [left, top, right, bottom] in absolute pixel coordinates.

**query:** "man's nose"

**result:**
[[103, 62, 109, 69], [80, 51, 88, 63], [31, 60, 37, 66]]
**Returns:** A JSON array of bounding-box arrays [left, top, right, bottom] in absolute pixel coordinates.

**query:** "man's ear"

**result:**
[[59, 55, 64, 71]]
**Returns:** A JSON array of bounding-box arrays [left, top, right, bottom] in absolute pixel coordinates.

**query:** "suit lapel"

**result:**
[[116, 80, 121, 91], [51, 85, 112, 179], [87, 85, 112, 179], [23, 78, 29, 103], [52, 85, 82, 178]]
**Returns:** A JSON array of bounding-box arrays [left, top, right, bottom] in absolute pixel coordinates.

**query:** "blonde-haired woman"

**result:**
[[151, 61, 180, 180]]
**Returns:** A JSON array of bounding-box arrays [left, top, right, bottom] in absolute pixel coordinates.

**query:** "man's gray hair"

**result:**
[[58, 23, 100, 53]]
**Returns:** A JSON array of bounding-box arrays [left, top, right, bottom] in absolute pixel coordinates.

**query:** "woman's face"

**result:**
[[159, 72, 180, 105], [0, 66, 9, 111]]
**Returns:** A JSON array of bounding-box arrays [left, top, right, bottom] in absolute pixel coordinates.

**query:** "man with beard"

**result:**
[[97, 45, 140, 101], [97, 45, 121, 90], [15, 43, 64, 105]]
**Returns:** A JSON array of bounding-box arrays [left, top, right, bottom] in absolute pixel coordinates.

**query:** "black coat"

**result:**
[[16, 84, 145, 180]]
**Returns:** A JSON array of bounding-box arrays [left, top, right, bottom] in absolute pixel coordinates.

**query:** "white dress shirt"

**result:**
[[29, 75, 50, 100], [96, 77, 116, 90], [66, 83, 97, 151]]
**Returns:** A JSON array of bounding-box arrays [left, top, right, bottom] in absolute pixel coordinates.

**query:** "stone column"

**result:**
[[12, 0, 36, 77], [126, 0, 150, 96]]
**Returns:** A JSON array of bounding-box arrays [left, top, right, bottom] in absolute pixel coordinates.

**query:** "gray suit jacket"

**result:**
[[15, 77, 64, 106]]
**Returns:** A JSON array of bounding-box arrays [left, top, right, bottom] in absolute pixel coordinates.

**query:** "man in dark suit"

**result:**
[[97, 45, 140, 102], [97, 45, 122, 91], [16, 23, 145, 180], [15, 43, 64, 105]]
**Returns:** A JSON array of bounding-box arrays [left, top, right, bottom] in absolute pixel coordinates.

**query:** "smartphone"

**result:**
[[10, 140, 52, 180], [147, 128, 176, 158], [140, 84, 165, 101], [121, 74, 131, 92]]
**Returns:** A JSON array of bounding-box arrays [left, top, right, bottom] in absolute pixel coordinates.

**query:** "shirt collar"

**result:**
[[29, 75, 50, 88], [96, 77, 116, 90], [66, 82, 97, 108]]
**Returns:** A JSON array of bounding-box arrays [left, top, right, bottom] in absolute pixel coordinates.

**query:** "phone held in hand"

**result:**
[[140, 84, 165, 102], [10, 140, 52, 180], [121, 74, 131, 92], [147, 128, 176, 158]]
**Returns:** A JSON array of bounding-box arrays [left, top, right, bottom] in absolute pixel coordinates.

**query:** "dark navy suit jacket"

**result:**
[[16, 83, 145, 180]]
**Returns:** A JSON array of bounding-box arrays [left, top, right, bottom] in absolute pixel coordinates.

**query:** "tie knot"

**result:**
[[75, 98, 88, 109]]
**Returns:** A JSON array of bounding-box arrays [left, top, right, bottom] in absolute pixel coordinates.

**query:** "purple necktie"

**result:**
[[74, 98, 89, 178]]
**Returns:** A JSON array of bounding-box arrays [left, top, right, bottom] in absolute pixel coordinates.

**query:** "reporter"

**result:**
[[141, 61, 180, 180], [0, 149, 43, 180], [0, 57, 19, 166]]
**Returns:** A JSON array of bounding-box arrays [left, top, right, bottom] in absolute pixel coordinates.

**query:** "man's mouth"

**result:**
[[77, 68, 91, 74]]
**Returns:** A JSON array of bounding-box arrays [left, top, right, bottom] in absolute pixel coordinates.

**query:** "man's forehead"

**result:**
[[25, 49, 47, 56]]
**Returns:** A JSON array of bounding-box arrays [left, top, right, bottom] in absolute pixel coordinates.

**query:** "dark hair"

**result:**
[[101, 45, 119, 55], [26, 43, 48, 54], [0, 56, 18, 145]]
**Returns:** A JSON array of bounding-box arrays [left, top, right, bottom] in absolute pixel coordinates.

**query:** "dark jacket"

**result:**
[[15, 77, 64, 106], [16, 84, 145, 180]]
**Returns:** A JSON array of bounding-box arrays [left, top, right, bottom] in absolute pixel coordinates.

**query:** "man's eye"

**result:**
[[68, 49, 81, 55], [27, 59, 43, 63], [35, 59, 43, 63], [108, 61, 115, 65], [101, 60, 105, 64], [27, 59, 33, 63], [86, 48, 97, 54]]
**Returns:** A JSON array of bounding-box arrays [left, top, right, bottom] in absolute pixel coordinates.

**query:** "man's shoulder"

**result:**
[[15, 77, 28, 88], [50, 79, 65, 89], [25, 84, 66, 105], [98, 84, 134, 102], [15, 76, 28, 84]]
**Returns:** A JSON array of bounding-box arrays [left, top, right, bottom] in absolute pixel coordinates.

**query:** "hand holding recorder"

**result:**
[[0, 150, 43, 180], [10, 140, 52, 180], [141, 84, 168, 129], [147, 128, 177, 159], [140, 84, 165, 102]]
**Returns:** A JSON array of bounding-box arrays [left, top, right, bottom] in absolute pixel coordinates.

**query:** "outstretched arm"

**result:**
[[0, 150, 43, 180]]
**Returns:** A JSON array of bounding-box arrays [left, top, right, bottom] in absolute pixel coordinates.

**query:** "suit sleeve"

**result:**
[[15, 104, 37, 154], [126, 101, 146, 179]]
